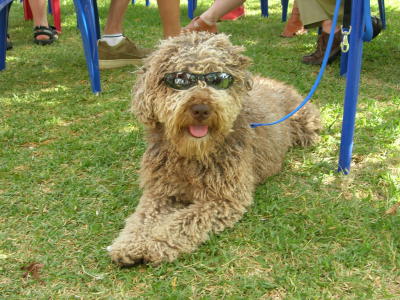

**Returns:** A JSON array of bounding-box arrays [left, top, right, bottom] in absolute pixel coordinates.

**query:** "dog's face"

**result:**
[[132, 33, 251, 159]]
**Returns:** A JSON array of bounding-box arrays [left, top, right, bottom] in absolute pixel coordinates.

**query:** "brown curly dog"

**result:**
[[108, 32, 321, 266]]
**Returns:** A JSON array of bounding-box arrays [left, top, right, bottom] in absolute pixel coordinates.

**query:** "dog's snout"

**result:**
[[190, 104, 212, 121]]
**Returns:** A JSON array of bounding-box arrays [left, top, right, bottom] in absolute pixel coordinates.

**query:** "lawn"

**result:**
[[1, 0, 399, 298]]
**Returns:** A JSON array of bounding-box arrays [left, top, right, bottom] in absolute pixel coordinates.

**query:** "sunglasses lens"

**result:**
[[163, 72, 234, 90], [205, 72, 234, 89], [164, 72, 197, 90]]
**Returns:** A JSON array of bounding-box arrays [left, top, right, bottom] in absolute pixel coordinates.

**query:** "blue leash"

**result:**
[[250, 0, 343, 128]]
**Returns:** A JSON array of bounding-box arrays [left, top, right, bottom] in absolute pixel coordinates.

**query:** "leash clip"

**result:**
[[341, 25, 352, 53]]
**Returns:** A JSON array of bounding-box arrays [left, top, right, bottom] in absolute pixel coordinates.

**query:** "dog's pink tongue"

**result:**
[[188, 125, 209, 138]]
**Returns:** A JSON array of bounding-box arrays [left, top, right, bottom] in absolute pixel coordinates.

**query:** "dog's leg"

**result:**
[[110, 194, 250, 266], [108, 193, 177, 266], [141, 195, 250, 264]]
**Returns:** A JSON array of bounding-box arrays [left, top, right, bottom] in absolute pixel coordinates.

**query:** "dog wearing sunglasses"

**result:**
[[108, 32, 320, 266]]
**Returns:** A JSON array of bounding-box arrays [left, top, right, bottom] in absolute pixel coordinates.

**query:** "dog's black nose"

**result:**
[[190, 104, 212, 121]]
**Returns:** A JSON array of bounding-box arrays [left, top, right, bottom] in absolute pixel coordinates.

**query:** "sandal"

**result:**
[[33, 26, 58, 45], [183, 17, 218, 34], [7, 34, 13, 50]]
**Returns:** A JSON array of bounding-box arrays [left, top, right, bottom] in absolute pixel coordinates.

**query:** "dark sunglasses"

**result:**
[[163, 72, 234, 90]]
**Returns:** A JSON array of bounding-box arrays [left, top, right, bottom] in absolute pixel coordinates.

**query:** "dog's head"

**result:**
[[132, 32, 252, 159]]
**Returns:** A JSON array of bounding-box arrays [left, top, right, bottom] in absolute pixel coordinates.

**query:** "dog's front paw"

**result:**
[[108, 239, 148, 267], [142, 239, 181, 264], [108, 237, 181, 267]]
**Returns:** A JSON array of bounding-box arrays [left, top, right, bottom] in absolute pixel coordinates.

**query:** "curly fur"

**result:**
[[108, 32, 321, 266]]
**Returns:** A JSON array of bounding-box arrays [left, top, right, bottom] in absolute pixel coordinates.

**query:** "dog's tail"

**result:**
[[289, 102, 321, 147]]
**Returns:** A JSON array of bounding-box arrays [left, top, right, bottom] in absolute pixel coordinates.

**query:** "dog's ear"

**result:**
[[131, 69, 157, 128], [228, 45, 253, 91]]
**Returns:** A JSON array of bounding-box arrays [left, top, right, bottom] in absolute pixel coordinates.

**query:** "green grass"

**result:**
[[1, 0, 399, 298]]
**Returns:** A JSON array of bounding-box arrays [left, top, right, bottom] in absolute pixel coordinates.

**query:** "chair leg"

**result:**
[[0, 4, 10, 71], [338, 0, 365, 174], [260, 0, 268, 17], [73, 0, 101, 93], [281, 0, 289, 22], [23, 0, 33, 21], [339, 51, 348, 77], [188, 0, 195, 19], [378, 0, 386, 29], [92, 0, 100, 39], [51, 0, 62, 33]]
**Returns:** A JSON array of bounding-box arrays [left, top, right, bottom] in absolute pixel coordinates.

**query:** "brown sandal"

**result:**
[[183, 17, 218, 34]]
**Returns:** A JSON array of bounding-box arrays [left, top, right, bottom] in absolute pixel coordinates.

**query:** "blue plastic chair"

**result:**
[[73, 0, 101, 94], [0, 0, 13, 71]]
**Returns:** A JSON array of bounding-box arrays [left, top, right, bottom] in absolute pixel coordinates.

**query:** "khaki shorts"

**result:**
[[297, 0, 344, 28]]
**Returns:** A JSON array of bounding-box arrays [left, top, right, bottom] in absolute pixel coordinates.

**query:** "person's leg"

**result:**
[[7, 2, 13, 50], [316, 0, 343, 25], [321, 19, 339, 33], [297, 0, 328, 29], [100, 0, 130, 46], [281, 0, 307, 38], [98, 0, 151, 69], [297, 0, 342, 30], [200, 0, 245, 25], [220, 5, 245, 21], [29, 0, 48, 28], [103, 0, 130, 35], [184, 0, 245, 33], [29, 0, 58, 44], [157, 0, 181, 38], [297, 0, 342, 65]]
